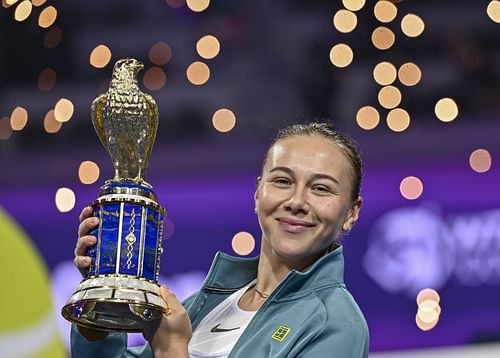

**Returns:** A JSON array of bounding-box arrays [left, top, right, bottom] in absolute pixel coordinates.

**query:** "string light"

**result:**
[[435, 98, 458, 122], [38, 67, 56, 91], [38, 5, 57, 28], [329, 43, 354, 68], [143, 67, 167, 90], [415, 288, 441, 331], [89, 44, 112, 69], [212, 108, 236, 132], [374, 0, 397, 23], [14, 0, 32, 21], [10, 107, 28, 131], [186, 0, 209, 12], [55, 187, 76, 213], [54, 98, 74, 123], [373, 61, 397, 86], [356, 106, 380, 130], [487, 1, 500, 23], [78, 161, 100, 184], [43, 109, 62, 134], [186, 61, 210, 85], [386, 108, 410, 132], [333, 9, 357, 33], [399, 176, 423, 200], [31, 0, 47, 6], [231, 231, 255, 256], [371, 26, 395, 50], [378, 85, 402, 109], [196, 35, 221, 59], [398, 62, 422, 86], [149, 42, 172, 65], [43, 26, 63, 48], [469, 149, 492, 173], [401, 14, 425, 38], [342, 0, 365, 12]]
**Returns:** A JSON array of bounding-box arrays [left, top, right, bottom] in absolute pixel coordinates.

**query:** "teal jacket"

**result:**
[[71, 246, 369, 357]]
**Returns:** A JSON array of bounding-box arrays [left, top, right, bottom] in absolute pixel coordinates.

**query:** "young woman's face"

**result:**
[[255, 135, 361, 264]]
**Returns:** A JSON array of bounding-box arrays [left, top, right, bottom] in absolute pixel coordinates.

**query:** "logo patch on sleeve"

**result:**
[[272, 325, 291, 342]]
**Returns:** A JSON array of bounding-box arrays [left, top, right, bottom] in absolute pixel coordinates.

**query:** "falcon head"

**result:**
[[111, 58, 144, 84]]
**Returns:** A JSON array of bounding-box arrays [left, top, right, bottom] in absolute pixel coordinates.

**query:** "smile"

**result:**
[[276, 218, 315, 234]]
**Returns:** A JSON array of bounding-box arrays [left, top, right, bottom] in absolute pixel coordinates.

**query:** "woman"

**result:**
[[72, 122, 369, 357]]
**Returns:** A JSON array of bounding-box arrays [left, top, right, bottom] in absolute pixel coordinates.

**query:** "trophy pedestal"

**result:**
[[62, 276, 166, 332]]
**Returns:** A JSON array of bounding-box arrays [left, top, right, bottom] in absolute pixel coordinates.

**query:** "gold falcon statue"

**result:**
[[91, 58, 158, 183]]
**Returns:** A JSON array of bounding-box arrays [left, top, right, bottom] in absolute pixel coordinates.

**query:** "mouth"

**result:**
[[276, 218, 315, 234]]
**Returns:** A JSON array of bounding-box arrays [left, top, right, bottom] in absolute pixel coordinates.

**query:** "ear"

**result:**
[[254, 176, 262, 201], [342, 196, 362, 232]]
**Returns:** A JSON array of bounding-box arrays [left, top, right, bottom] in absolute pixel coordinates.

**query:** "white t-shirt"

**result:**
[[188, 280, 257, 358]]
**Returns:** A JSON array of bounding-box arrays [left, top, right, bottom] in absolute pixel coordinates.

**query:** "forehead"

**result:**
[[265, 135, 353, 179]]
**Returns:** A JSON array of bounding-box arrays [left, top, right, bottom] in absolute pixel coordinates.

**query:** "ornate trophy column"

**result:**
[[62, 58, 167, 332]]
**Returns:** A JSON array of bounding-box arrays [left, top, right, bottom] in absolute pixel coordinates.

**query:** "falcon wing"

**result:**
[[91, 94, 108, 150], [143, 93, 159, 157]]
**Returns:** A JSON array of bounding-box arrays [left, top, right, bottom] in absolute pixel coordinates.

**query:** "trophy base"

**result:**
[[62, 277, 167, 332]]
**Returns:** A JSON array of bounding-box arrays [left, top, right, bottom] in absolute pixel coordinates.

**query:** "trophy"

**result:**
[[62, 58, 167, 332]]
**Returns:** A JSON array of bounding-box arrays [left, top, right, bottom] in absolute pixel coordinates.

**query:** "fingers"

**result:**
[[78, 216, 99, 238], [159, 285, 184, 313], [79, 206, 94, 223], [74, 255, 91, 270], [74, 234, 96, 257]]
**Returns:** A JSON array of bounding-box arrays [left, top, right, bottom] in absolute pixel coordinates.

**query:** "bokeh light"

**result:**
[[43, 109, 62, 134], [386, 108, 410, 132], [329, 43, 354, 68], [371, 26, 395, 50], [469, 149, 492, 173], [378, 85, 402, 109], [333, 9, 357, 33], [0, 117, 13, 140], [55, 187, 76, 213], [399, 176, 423, 200], [212, 108, 236, 132], [398, 62, 422, 86], [54, 98, 74, 123], [10, 107, 28, 131], [401, 13, 425, 38], [31, 0, 47, 6], [78, 161, 100, 184], [38, 5, 57, 28], [149, 42, 172, 66], [43, 26, 63, 48], [186, 61, 210, 85], [89, 44, 112, 69], [196, 35, 221, 59], [416, 288, 440, 305], [419, 299, 442, 316], [373, 61, 397, 85], [342, 0, 365, 12], [356, 106, 380, 130], [417, 304, 439, 324], [166, 0, 185, 8], [186, 0, 209, 12], [14, 0, 32, 21], [4, 0, 19, 6], [415, 313, 439, 331], [143, 67, 167, 90], [374, 0, 397, 23], [487, 1, 500, 23], [435, 98, 459, 122], [231, 231, 255, 256], [38, 67, 56, 91]]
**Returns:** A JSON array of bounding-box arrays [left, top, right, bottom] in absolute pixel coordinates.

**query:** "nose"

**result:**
[[284, 186, 309, 215]]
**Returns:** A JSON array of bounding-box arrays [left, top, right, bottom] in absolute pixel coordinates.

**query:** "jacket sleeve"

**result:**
[[295, 320, 369, 358], [70, 325, 153, 358]]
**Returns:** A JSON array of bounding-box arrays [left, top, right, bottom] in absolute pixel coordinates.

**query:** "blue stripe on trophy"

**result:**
[[115, 203, 125, 275], [98, 203, 120, 275], [95, 207, 103, 274], [143, 209, 160, 280], [138, 206, 147, 277]]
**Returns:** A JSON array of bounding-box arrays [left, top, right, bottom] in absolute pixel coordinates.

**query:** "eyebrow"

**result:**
[[269, 166, 340, 185]]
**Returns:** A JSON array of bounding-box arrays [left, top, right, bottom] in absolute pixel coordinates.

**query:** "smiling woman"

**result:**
[[71, 122, 369, 358]]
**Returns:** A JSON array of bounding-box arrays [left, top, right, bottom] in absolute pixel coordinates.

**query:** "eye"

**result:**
[[272, 177, 292, 187], [312, 185, 332, 194]]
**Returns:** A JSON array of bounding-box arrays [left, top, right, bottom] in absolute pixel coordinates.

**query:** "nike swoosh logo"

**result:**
[[210, 324, 240, 333]]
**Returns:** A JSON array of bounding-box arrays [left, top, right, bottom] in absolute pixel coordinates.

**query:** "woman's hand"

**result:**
[[143, 286, 192, 358], [74, 206, 98, 277]]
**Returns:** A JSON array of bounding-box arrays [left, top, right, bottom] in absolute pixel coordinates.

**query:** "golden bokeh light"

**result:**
[[149, 42, 172, 65], [371, 26, 395, 50], [43, 109, 62, 134], [31, 0, 47, 6], [373, 61, 397, 86], [212, 108, 236, 133], [356, 106, 380, 130], [10, 106, 28, 131], [416, 288, 440, 305], [469, 149, 492, 173], [374, 0, 398, 23], [38, 67, 56, 91], [38, 5, 57, 28], [400, 176, 423, 200], [143, 67, 167, 91], [435, 98, 458, 122], [166, 0, 185, 8], [43, 26, 63, 48], [186, 61, 210, 85], [55, 187, 76, 213], [416, 313, 439, 331], [5, 0, 19, 6], [329, 43, 354, 68], [419, 299, 442, 316], [378, 85, 402, 109], [487, 1, 500, 23], [398, 62, 422, 86], [342, 0, 365, 12], [401, 13, 425, 38], [78, 161, 100, 185], [231, 231, 255, 256], [54, 98, 74, 123], [0, 117, 13, 140], [386, 108, 410, 132], [417, 304, 439, 324], [14, 0, 32, 21], [333, 9, 358, 33], [186, 0, 209, 12], [89, 44, 112, 69], [196, 35, 221, 59]]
